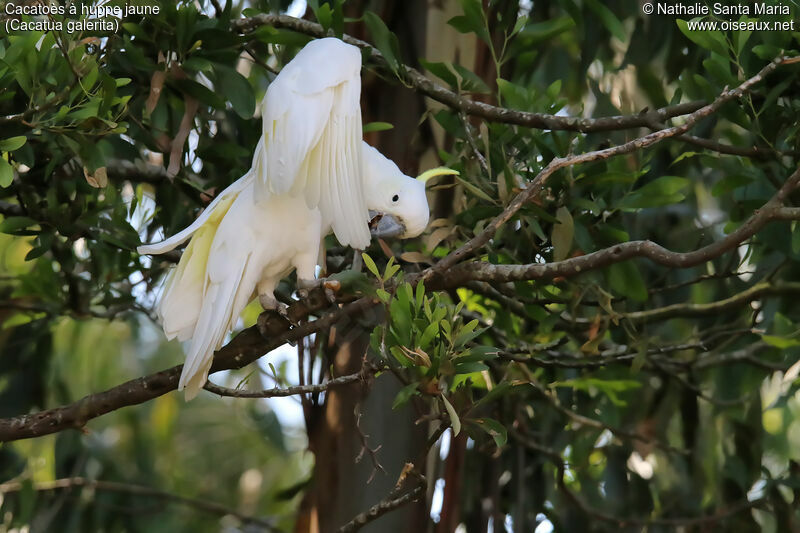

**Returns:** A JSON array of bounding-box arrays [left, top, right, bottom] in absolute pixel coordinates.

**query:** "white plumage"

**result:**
[[138, 38, 452, 400]]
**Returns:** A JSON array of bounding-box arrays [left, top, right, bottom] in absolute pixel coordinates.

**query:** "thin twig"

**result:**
[[336, 485, 425, 533], [204, 368, 377, 398], [0, 477, 280, 531]]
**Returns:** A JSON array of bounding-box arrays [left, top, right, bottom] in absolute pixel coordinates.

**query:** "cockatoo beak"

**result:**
[[369, 213, 406, 239]]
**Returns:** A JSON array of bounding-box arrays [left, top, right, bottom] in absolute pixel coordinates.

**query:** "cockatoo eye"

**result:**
[[392, 194, 399, 203]]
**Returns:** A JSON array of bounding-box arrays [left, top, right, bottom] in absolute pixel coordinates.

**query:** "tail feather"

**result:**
[[154, 191, 240, 341], [179, 253, 250, 400]]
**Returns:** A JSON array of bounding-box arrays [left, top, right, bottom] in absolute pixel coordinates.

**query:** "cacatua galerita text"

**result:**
[[138, 38, 456, 400]]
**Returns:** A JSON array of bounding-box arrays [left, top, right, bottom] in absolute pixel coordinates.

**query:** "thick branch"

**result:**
[[0, 294, 377, 442], [231, 14, 704, 133], [439, 167, 800, 287]]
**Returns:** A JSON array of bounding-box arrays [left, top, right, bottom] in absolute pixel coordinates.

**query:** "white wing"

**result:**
[[252, 37, 370, 249]]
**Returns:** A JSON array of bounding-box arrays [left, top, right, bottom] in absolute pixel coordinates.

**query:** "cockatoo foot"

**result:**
[[296, 278, 339, 304], [322, 279, 340, 303], [259, 293, 289, 316], [296, 278, 319, 300]]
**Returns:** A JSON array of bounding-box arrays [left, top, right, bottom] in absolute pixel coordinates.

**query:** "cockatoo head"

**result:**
[[363, 144, 431, 240]]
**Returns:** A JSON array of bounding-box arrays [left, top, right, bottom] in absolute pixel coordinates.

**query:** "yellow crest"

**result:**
[[416, 167, 459, 184]]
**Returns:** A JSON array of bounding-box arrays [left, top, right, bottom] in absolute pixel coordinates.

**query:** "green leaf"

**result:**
[[392, 383, 419, 409], [0, 136, 27, 152], [454, 319, 480, 348], [619, 176, 689, 209], [363, 11, 403, 75], [551, 206, 574, 262], [382, 256, 399, 281], [792, 222, 800, 254], [471, 417, 507, 447], [519, 17, 575, 45], [420, 59, 458, 87], [511, 15, 528, 36], [0, 158, 13, 187], [453, 361, 489, 374], [447, 15, 473, 33], [362, 252, 380, 279], [363, 121, 394, 133], [376, 288, 391, 303], [455, 174, 495, 203], [419, 321, 440, 348], [752, 44, 782, 61], [608, 261, 648, 302], [415, 280, 425, 312], [553, 378, 642, 406], [585, 0, 627, 42], [671, 151, 699, 165], [217, 67, 255, 118], [712, 174, 753, 196], [442, 394, 461, 436], [676, 19, 728, 57], [761, 334, 800, 349], [315, 3, 333, 30], [174, 78, 226, 109], [0, 216, 38, 234], [454, 0, 490, 44]]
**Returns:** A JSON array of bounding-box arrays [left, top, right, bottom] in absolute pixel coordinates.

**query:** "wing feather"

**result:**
[[251, 37, 370, 248]]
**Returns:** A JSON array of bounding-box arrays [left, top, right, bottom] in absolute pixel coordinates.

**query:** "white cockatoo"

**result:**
[[138, 38, 455, 399]]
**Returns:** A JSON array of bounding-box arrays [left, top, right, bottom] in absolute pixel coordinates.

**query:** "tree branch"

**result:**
[[423, 55, 790, 280], [438, 165, 800, 287], [203, 366, 380, 398], [336, 485, 425, 533], [230, 14, 705, 133], [0, 292, 377, 442], [623, 282, 800, 324], [4, 159, 797, 441], [0, 477, 279, 531]]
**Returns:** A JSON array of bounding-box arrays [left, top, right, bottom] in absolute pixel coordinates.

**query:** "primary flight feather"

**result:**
[[138, 38, 455, 400]]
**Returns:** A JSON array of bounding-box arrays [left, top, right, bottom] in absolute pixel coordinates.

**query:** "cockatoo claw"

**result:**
[[296, 278, 318, 300], [322, 279, 340, 304], [259, 293, 289, 316], [324, 287, 337, 304], [276, 302, 291, 320]]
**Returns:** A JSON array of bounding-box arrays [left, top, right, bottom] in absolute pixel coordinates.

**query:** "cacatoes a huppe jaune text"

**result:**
[[138, 38, 457, 400]]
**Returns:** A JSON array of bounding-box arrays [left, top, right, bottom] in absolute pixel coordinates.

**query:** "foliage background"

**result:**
[[1, 0, 800, 532]]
